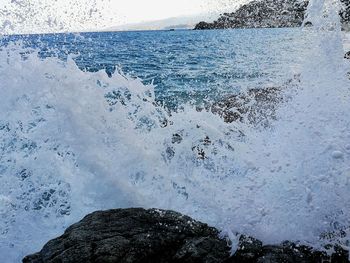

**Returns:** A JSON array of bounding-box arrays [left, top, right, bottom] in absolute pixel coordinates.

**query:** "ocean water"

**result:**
[[1, 0, 350, 261], [2, 28, 311, 108]]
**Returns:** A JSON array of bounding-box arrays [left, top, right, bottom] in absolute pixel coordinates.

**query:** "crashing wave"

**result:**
[[0, 0, 350, 261]]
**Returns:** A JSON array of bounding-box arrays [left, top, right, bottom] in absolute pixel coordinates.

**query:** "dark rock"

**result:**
[[194, 0, 308, 30], [345, 51, 350, 59], [211, 86, 283, 126], [231, 235, 263, 262], [23, 208, 230, 263], [172, 133, 183, 144], [194, 0, 350, 30], [332, 245, 350, 263], [210, 76, 302, 126], [194, 22, 213, 30], [341, 0, 350, 29], [228, 238, 349, 263], [23, 208, 350, 263]]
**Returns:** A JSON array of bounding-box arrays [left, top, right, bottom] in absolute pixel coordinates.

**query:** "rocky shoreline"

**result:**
[[23, 208, 349, 263], [21, 51, 350, 263], [194, 0, 350, 30]]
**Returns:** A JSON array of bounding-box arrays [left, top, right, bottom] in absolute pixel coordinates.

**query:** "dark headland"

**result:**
[[194, 0, 350, 30]]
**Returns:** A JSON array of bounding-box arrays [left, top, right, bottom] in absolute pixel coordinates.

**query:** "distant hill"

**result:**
[[194, 0, 350, 30], [105, 14, 217, 32]]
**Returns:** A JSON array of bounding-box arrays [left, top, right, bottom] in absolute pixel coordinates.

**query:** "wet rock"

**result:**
[[345, 51, 350, 59], [23, 208, 350, 263], [23, 208, 230, 263], [227, 238, 349, 263], [209, 75, 302, 126], [231, 235, 263, 262], [211, 86, 283, 126], [172, 133, 183, 144]]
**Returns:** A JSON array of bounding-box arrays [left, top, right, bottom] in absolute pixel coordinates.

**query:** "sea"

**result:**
[[1, 28, 312, 108], [1, 12, 350, 263]]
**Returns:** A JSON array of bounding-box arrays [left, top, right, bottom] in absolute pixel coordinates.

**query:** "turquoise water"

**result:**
[[2, 28, 310, 107]]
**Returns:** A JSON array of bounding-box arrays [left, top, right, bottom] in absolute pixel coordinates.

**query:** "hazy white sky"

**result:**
[[0, 0, 247, 34], [116, 0, 209, 22]]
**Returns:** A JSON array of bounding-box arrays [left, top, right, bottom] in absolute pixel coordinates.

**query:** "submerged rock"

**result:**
[[211, 86, 283, 125], [23, 208, 349, 263], [209, 75, 302, 126]]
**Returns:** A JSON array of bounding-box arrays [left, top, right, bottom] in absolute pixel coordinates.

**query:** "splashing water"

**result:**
[[1, 0, 350, 261]]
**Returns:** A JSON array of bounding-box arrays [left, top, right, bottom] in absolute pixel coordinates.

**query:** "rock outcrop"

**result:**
[[23, 208, 230, 263], [211, 86, 283, 125], [194, 0, 350, 30], [23, 208, 349, 263], [210, 76, 302, 126]]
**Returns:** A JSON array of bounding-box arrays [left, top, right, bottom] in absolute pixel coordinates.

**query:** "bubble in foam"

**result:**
[[332, 150, 344, 159]]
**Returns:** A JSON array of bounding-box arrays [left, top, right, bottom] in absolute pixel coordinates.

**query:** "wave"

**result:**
[[1, 0, 350, 261]]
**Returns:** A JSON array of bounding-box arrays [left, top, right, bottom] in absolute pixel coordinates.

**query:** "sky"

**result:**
[[0, 0, 248, 34]]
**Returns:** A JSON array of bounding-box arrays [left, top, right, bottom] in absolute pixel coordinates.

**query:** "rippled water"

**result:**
[[2, 28, 312, 107]]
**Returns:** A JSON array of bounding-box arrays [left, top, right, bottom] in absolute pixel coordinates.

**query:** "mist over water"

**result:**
[[1, 0, 350, 261]]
